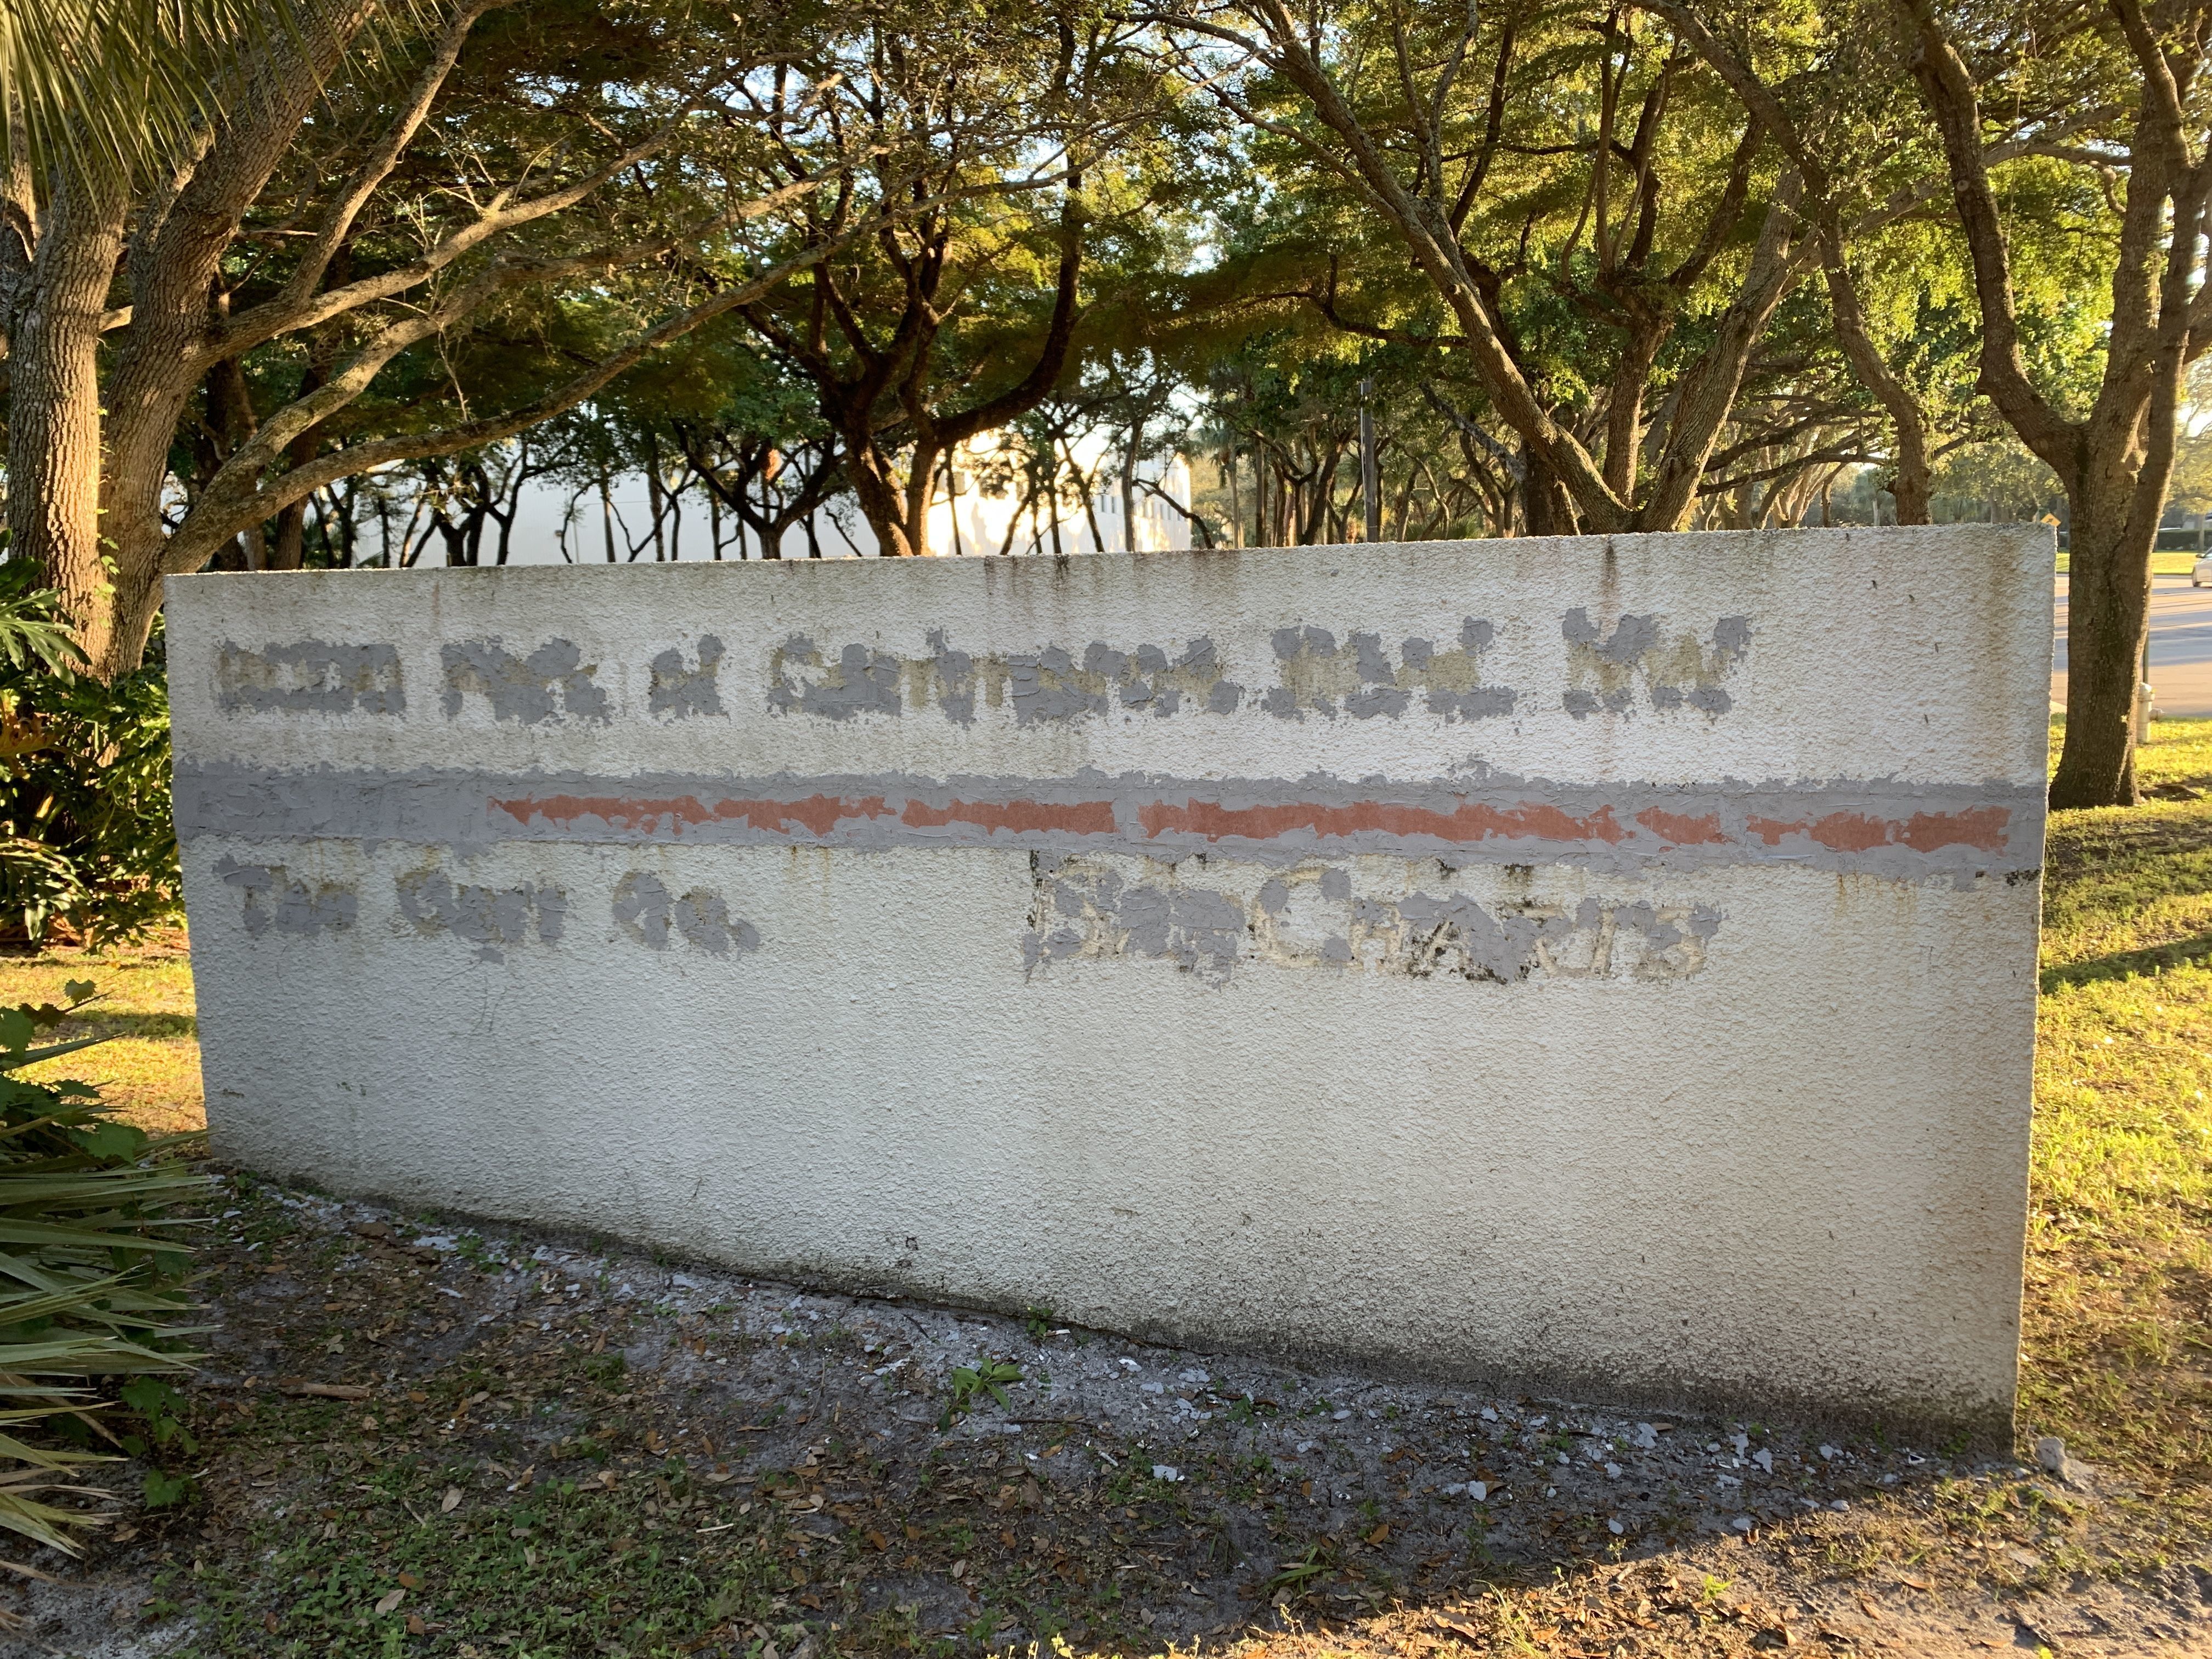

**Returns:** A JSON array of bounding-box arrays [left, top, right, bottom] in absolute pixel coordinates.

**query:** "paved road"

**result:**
[[2053, 572, 2212, 717]]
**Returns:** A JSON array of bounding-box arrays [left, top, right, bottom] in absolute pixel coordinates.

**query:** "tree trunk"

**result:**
[[646, 444, 667, 562], [839, 439, 923, 557], [266, 358, 330, 569], [269, 502, 308, 569], [1821, 229, 1932, 524], [1523, 450, 1578, 536], [5, 177, 126, 670], [2052, 476, 2155, 808], [1120, 437, 1139, 552], [1602, 321, 1664, 500], [1223, 448, 1242, 548], [80, 0, 375, 671]]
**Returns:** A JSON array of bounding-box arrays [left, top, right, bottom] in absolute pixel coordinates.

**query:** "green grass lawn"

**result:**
[[0, 928, 202, 1135], [2056, 550, 2202, 576], [2023, 718, 2212, 1560]]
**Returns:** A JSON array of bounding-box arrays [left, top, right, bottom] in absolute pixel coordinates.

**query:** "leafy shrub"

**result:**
[[0, 983, 204, 1577], [0, 567, 180, 946]]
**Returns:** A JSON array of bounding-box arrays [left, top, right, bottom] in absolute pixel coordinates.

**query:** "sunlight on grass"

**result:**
[[2057, 551, 2201, 577], [0, 931, 202, 1133], [2025, 716, 2212, 1555]]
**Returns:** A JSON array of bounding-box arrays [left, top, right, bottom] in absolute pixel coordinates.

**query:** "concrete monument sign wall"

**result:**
[[168, 527, 2052, 1433]]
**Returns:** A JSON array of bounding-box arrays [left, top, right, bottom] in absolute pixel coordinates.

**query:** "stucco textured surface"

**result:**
[[167, 528, 2053, 1432]]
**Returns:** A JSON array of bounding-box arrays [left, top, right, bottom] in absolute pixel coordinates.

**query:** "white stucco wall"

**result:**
[[167, 527, 2053, 1434]]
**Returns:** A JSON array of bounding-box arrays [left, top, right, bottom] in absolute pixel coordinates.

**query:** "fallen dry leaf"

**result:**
[[285, 1383, 373, 1401], [374, 1588, 405, 1616], [440, 1486, 463, 1513]]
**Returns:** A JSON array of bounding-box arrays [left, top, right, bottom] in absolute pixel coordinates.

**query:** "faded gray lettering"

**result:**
[[767, 636, 902, 720], [1267, 619, 1513, 721], [649, 636, 725, 719], [441, 639, 610, 724], [215, 855, 357, 938], [767, 626, 1514, 725], [397, 868, 566, 961], [1561, 610, 1750, 718], [613, 872, 759, 955], [218, 641, 403, 715], [774, 631, 1240, 725], [1026, 854, 1719, 986]]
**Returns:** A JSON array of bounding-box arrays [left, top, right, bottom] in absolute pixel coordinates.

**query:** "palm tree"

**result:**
[[1, 1, 329, 190]]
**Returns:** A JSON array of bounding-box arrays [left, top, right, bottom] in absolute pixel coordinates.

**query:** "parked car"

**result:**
[[2196, 554, 2212, 586]]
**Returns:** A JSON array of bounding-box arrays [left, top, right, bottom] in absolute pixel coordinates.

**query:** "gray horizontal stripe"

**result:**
[[173, 763, 2046, 879]]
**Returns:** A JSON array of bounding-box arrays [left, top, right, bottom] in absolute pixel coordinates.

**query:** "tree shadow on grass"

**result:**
[[51, 1010, 196, 1042], [2042, 932, 2212, 992]]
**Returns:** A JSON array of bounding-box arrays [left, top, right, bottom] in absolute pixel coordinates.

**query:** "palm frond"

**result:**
[[0, 0, 436, 193], [1, 0, 296, 190], [0, 1462, 115, 1555], [0, 988, 207, 1566]]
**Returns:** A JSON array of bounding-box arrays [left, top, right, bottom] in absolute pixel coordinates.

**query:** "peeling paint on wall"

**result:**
[[612, 872, 759, 955], [1263, 620, 1515, 721], [648, 636, 725, 719], [211, 615, 1740, 729], [214, 856, 357, 936], [163, 531, 2056, 1432], [1022, 853, 1719, 987], [441, 639, 610, 724], [217, 641, 403, 715], [770, 632, 1242, 725], [173, 761, 2038, 881], [397, 867, 567, 960], [1561, 611, 1750, 718]]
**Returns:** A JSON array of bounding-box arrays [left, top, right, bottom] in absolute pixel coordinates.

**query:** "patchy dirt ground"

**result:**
[[9, 1174, 2211, 1658]]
